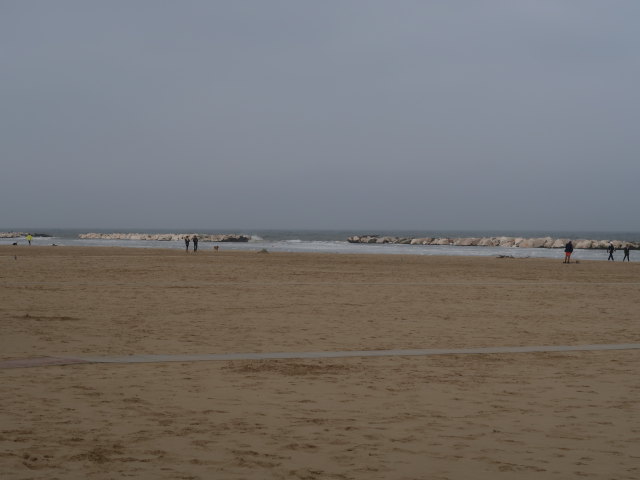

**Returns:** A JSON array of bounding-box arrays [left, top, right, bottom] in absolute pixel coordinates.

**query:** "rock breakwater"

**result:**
[[78, 233, 250, 242], [347, 235, 638, 249], [0, 232, 50, 238]]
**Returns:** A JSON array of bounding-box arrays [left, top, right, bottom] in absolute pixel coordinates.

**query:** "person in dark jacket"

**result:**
[[564, 240, 574, 263], [184, 236, 190, 252], [192, 235, 198, 252], [607, 243, 615, 261], [623, 245, 630, 262]]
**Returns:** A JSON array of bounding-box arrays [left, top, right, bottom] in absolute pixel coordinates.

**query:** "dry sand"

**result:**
[[1, 246, 639, 479]]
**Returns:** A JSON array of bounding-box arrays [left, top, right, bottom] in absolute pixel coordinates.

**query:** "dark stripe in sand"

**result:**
[[2, 343, 640, 369]]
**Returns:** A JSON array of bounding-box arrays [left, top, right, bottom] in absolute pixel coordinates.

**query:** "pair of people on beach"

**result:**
[[184, 235, 198, 252], [611, 244, 631, 262]]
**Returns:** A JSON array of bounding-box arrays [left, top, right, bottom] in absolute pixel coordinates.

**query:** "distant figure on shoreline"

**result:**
[[623, 245, 630, 262], [607, 243, 615, 261], [564, 240, 573, 263], [192, 235, 198, 252], [26, 234, 32, 245], [184, 236, 190, 252]]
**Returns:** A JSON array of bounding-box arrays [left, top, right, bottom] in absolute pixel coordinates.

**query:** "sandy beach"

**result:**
[[1, 246, 639, 479]]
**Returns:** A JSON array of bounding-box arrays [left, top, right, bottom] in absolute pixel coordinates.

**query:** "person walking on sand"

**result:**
[[607, 242, 615, 261], [192, 235, 198, 252], [623, 245, 630, 262], [184, 236, 190, 252], [564, 240, 573, 263], [26, 234, 32, 245]]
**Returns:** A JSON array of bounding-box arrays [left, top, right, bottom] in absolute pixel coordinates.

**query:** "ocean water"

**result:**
[[2, 228, 639, 261]]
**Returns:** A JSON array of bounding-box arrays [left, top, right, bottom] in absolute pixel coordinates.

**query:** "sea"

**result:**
[[2, 228, 639, 262]]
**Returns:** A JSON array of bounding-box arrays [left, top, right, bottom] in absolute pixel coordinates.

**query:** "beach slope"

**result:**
[[1, 246, 639, 479]]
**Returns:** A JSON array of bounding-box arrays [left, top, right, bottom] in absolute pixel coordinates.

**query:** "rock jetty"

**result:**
[[0, 232, 50, 238], [347, 235, 638, 249], [78, 233, 250, 242]]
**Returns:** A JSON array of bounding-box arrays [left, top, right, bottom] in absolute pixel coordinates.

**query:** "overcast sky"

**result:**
[[1, 1, 638, 231]]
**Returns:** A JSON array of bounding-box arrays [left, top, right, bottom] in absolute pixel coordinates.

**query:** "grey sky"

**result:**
[[2, 1, 638, 231]]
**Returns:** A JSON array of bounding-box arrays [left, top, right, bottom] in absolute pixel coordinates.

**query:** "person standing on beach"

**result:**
[[607, 242, 615, 261], [623, 245, 630, 262], [184, 236, 190, 252], [26, 234, 32, 245], [192, 235, 198, 252], [564, 240, 573, 263]]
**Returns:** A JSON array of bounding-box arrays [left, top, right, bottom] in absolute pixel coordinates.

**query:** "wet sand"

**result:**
[[1, 246, 639, 479]]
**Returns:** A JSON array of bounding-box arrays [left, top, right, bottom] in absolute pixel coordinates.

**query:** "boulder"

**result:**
[[347, 236, 375, 244], [519, 238, 549, 248], [498, 237, 515, 247], [212, 234, 250, 242], [410, 237, 433, 245], [454, 237, 480, 246], [551, 239, 568, 249], [377, 236, 398, 244], [477, 237, 498, 247], [433, 238, 451, 245]]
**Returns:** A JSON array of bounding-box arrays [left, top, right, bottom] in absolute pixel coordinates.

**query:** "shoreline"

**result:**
[[1, 243, 634, 263]]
